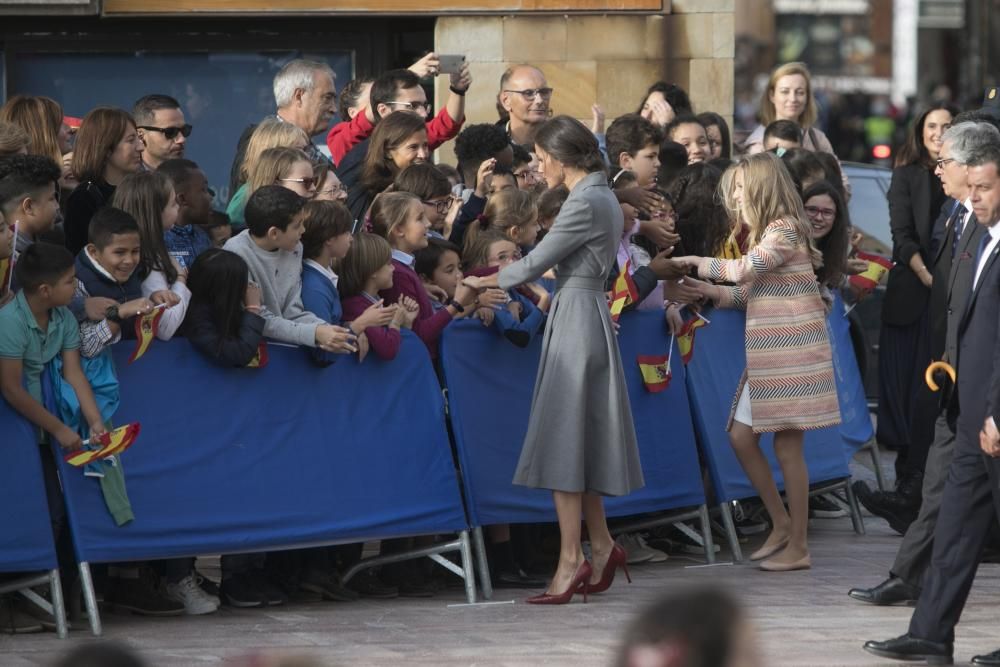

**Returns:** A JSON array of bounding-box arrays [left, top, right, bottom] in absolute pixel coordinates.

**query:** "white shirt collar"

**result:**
[[85, 247, 120, 283], [304, 258, 338, 287], [964, 197, 974, 214], [391, 249, 414, 267]]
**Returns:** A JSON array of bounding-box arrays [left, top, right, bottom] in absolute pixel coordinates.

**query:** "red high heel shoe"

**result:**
[[526, 560, 593, 605], [585, 542, 631, 594]]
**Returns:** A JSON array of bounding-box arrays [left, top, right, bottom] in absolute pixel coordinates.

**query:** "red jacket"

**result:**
[[326, 108, 463, 167]]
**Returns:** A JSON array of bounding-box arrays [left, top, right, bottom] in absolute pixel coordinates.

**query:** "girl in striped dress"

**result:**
[[675, 152, 840, 572]]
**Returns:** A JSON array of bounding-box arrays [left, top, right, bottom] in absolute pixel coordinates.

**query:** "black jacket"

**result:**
[[64, 181, 115, 256], [882, 163, 946, 326], [181, 303, 266, 367]]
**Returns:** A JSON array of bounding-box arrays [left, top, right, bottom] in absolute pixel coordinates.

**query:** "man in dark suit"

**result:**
[[864, 141, 1000, 665], [849, 120, 999, 606]]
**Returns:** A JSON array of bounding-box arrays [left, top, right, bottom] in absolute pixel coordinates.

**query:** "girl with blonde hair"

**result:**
[[675, 152, 840, 572]]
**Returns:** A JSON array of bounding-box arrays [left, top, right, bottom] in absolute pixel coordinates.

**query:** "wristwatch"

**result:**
[[104, 304, 122, 324], [448, 299, 466, 313]]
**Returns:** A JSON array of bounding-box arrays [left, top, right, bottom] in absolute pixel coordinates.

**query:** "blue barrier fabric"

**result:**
[[441, 310, 706, 526], [685, 301, 870, 503], [828, 295, 876, 454], [0, 399, 58, 572], [50, 333, 468, 564]]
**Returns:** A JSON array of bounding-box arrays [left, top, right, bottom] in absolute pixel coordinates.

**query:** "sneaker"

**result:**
[[108, 575, 185, 617], [731, 501, 769, 536], [299, 570, 359, 602], [194, 571, 220, 598], [346, 570, 398, 599], [649, 526, 721, 556], [165, 575, 220, 615], [810, 493, 848, 519], [220, 574, 266, 608], [245, 571, 287, 606], [619, 532, 668, 564]]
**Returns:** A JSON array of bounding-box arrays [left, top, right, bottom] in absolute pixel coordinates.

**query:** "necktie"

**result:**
[[973, 232, 992, 291], [951, 208, 967, 259]]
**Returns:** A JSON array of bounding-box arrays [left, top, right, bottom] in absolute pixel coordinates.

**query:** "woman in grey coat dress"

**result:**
[[464, 116, 643, 604]]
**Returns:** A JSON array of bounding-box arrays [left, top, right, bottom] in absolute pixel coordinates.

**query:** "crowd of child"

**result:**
[[0, 56, 863, 632]]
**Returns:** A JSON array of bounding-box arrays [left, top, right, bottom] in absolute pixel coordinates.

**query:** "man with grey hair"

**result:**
[[228, 59, 336, 200], [864, 138, 1000, 665], [849, 119, 1000, 610]]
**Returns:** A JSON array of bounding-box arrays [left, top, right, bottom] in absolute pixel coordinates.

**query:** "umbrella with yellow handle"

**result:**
[[925, 361, 956, 392]]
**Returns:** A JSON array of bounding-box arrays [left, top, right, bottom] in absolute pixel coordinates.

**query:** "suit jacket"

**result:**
[[882, 163, 947, 326], [944, 210, 983, 365], [955, 222, 1000, 436]]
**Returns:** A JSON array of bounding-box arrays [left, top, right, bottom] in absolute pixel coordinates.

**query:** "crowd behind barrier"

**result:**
[[1, 297, 872, 636]]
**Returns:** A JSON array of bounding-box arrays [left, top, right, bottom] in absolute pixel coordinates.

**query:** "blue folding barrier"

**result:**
[[440, 310, 707, 528], [45, 332, 476, 631], [0, 398, 68, 636]]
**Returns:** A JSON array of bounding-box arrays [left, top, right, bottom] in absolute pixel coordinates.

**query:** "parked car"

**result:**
[[841, 161, 892, 404]]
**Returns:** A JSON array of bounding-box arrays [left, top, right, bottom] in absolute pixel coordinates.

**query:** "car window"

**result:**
[[845, 169, 892, 255]]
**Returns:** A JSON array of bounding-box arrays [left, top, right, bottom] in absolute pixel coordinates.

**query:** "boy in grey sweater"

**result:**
[[223, 186, 356, 353]]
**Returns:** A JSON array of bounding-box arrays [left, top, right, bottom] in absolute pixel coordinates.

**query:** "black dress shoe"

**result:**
[[973, 648, 1000, 665], [492, 569, 547, 589], [848, 576, 919, 605], [853, 481, 919, 535], [863, 634, 953, 664]]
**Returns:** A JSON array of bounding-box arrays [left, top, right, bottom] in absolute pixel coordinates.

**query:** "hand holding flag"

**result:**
[[609, 259, 640, 322], [848, 251, 893, 294], [637, 335, 674, 393], [64, 422, 141, 467], [128, 304, 167, 363], [677, 311, 709, 365]]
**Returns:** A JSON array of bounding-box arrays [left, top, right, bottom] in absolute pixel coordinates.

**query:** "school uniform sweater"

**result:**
[[378, 257, 452, 358], [342, 293, 402, 361], [223, 230, 324, 347]]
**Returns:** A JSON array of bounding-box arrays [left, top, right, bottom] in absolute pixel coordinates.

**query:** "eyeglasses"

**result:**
[[386, 101, 432, 113], [279, 176, 317, 189], [514, 170, 540, 183], [422, 196, 459, 215], [138, 124, 193, 140], [935, 157, 956, 168], [503, 88, 554, 101], [804, 205, 836, 221], [318, 184, 347, 197]]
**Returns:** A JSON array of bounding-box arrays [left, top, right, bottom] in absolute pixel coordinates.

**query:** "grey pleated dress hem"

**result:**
[[511, 276, 645, 496]]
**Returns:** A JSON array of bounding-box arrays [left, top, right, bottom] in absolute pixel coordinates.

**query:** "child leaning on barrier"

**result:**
[[223, 185, 357, 356], [111, 171, 190, 341], [339, 232, 418, 361], [369, 191, 478, 358], [414, 237, 464, 312], [299, 199, 395, 365], [463, 228, 548, 348], [0, 243, 107, 628]]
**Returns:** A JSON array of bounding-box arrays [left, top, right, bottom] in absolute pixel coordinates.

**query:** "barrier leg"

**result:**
[[867, 440, 886, 492], [844, 478, 866, 536], [719, 503, 743, 563], [697, 505, 716, 565], [471, 526, 493, 600], [50, 569, 67, 639], [458, 530, 477, 605], [78, 562, 102, 637]]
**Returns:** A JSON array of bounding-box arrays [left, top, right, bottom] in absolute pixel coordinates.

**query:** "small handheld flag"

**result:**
[[246, 340, 269, 368], [128, 304, 166, 364], [677, 312, 709, 365], [64, 422, 141, 467], [609, 259, 640, 322], [637, 335, 674, 393], [849, 251, 893, 294]]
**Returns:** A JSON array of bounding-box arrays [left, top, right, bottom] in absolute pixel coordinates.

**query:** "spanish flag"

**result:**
[[849, 251, 893, 293], [609, 259, 640, 322], [637, 353, 671, 393], [64, 422, 141, 467], [128, 305, 166, 364], [677, 314, 709, 365], [246, 340, 269, 368]]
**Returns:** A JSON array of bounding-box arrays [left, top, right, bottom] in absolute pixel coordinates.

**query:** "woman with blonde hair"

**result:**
[[226, 118, 310, 212], [742, 63, 834, 156], [226, 146, 314, 225], [675, 152, 840, 572]]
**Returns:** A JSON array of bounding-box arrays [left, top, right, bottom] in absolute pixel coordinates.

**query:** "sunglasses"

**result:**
[[138, 124, 193, 140], [279, 176, 317, 189]]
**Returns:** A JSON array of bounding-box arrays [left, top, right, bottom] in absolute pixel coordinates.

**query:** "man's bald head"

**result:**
[[498, 65, 552, 131]]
